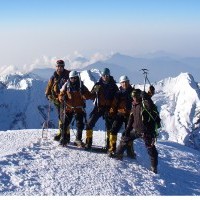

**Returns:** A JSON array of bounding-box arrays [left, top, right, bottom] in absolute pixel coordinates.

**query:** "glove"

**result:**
[[92, 85, 101, 93], [54, 98, 60, 107], [108, 108, 117, 118], [46, 94, 52, 101]]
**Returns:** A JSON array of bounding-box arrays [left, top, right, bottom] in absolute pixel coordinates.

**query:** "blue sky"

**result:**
[[0, 0, 200, 66]]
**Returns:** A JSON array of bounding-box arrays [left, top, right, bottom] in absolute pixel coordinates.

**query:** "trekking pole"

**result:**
[[42, 101, 51, 139]]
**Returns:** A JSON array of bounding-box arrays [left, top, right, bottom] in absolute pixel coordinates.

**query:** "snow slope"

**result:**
[[0, 129, 200, 195], [153, 73, 200, 150], [0, 73, 58, 130]]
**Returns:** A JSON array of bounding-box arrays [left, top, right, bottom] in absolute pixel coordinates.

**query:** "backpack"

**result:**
[[142, 99, 161, 137]]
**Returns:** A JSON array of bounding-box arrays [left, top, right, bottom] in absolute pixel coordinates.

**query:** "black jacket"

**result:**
[[126, 98, 156, 136]]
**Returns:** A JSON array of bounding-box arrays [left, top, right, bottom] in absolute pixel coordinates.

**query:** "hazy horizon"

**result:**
[[1, 0, 200, 67]]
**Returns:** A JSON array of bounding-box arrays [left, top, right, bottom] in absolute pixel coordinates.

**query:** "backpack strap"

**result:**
[[141, 99, 160, 138]]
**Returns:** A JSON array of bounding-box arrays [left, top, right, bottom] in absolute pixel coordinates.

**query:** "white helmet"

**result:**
[[119, 75, 129, 83], [69, 70, 79, 78]]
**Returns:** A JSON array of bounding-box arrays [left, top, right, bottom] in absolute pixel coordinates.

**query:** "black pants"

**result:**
[[60, 111, 85, 141], [117, 130, 158, 168], [110, 114, 128, 136], [86, 106, 113, 131]]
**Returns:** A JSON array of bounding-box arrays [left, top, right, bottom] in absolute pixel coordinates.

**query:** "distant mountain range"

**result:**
[[81, 52, 200, 84], [20, 52, 200, 84]]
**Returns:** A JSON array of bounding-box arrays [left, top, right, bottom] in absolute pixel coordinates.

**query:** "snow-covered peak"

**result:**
[[0, 65, 24, 76], [0, 73, 42, 90], [154, 73, 200, 149], [159, 72, 199, 95]]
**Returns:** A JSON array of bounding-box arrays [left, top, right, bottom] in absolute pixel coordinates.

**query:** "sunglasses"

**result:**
[[70, 77, 77, 80], [56, 65, 64, 68], [102, 74, 110, 77]]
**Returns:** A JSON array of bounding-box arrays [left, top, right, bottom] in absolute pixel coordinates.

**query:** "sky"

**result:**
[[0, 0, 200, 66]]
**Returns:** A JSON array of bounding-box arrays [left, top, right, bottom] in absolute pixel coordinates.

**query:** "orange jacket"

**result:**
[[59, 79, 93, 113]]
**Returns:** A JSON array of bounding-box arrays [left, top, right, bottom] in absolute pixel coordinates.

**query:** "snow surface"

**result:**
[[0, 129, 200, 196]]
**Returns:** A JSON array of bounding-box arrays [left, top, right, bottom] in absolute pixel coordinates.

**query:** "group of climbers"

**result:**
[[45, 60, 161, 174]]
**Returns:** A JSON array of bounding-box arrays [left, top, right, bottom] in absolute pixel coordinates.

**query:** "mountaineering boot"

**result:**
[[115, 136, 128, 160], [85, 140, 92, 150], [54, 134, 61, 141], [106, 130, 111, 150], [74, 130, 85, 148], [54, 120, 70, 141], [85, 129, 93, 150], [149, 146, 158, 174], [74, 139, 85, 148], [127, 141, 136, 159], [54, 120, 62, 141], [151, 166, 157, 174], [59, 125, 70, 146], [59, 137, 68, 146], [74, 139, 81, 146], [107, 151, 116, 158], [115, 153, 123, 160], [108, 134, 117, 158]]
